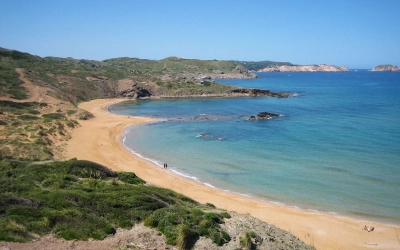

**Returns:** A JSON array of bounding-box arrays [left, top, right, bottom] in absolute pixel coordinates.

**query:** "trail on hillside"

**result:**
[[0, 68, 61, 105], [0, 68, 70, 113]]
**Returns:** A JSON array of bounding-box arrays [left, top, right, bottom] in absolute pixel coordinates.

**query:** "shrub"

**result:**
[[118, 172, 145, 185], [42, 113, 65, 120], [220, 211, 231, 219], [221, 230, 231, 242], [206, 203, 215, 208], [211, 231, 222, 246], [66, 121, 75, 128], [176, 224, 194, 250], [240, 232, 253, 250], [66, 110, 77, 116], [27, 110, 40, 115]]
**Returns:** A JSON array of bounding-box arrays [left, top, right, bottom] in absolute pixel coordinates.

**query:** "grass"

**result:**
[[0, 159, 231, 248]]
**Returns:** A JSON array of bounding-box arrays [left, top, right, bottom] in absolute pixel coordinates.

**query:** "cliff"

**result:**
[[371, 64, 400, 71], [258, 64, 349, 72]]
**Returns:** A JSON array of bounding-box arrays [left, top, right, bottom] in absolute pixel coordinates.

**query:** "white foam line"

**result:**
[[122, 134, 164, 168]]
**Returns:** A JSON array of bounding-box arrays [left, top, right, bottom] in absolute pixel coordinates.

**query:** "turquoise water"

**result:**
[[108, 71, 400, 225]]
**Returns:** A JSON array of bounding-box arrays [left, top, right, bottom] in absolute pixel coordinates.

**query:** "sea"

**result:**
[[108, 71, 400, 225]]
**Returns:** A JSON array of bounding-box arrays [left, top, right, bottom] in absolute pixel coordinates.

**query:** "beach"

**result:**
[[65, 98, 400, 250]]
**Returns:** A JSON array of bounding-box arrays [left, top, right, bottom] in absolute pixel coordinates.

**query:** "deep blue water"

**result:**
[[108, 71, 400, 225]]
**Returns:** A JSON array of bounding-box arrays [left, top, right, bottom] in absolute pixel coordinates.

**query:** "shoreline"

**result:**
[[65, 98, 400, 250]]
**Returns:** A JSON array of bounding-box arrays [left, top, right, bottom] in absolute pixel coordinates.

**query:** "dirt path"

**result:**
[[15, 68, 41, 102], [0, 68, 60, 107]]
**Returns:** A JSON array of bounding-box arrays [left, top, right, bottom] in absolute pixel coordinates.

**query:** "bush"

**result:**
[[206, 203, 216, 208], [66, 110, 77, 116], [240, 232, 253, 250], [220, 211, 231, 219], [221, 230, 231, 242], [118, 172, 145, 185], [176, 224, 195, 250], [27, 110, 40, 115], [42, 113, 65, 120]]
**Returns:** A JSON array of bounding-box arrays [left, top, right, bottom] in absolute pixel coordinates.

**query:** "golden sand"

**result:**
[[66, 99, 400, 250]]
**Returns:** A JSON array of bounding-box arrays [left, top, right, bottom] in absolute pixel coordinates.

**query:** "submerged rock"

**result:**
[[248, 112, 280, 120]]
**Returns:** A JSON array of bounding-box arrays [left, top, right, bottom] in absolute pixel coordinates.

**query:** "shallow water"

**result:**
[[109, 71, 400, 225]]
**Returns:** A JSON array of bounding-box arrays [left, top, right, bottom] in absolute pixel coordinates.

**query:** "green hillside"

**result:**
[[0, 48, 260, 102], [0, 159, 231, 248]]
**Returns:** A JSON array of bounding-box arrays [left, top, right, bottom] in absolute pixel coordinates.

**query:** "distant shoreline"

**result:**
[[65, 98, 400, 250]]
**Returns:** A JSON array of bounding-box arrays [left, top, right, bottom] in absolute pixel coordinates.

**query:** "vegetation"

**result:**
[[0, 101, 79, 161], [0, 159, 231, 247], [0, 47, 291, 103], [239, 231, 253, 250]]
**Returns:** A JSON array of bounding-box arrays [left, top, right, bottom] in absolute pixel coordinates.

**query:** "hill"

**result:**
[[1, 48, 296, 103]]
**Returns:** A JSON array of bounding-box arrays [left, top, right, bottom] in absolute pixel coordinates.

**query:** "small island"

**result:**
[[371, 64, 400, 71]]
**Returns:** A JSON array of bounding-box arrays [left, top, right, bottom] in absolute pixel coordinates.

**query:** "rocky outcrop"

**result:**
[[371, 64, 400, 71], [258, 64, 349, 72], [116, 79, 152, 99], [248, 112, 280, 120], [231, 88, 291, 98]]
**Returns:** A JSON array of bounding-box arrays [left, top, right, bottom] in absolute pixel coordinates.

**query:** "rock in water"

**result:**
[[248, 112, 280, 120]]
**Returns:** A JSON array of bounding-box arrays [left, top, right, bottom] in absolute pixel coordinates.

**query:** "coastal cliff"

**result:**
[[258, 64, 349, 72], [371, 64, 400, 71]]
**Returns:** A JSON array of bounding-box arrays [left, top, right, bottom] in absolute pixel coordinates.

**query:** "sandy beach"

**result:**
[[65, 99, 400, 250]]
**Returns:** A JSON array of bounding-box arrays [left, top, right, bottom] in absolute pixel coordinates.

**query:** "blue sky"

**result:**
[[1, 0, 399, 68]]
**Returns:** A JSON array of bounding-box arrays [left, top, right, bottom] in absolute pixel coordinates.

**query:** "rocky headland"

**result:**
[[258, 64, 349, 72], [371, 64, 400, 71]]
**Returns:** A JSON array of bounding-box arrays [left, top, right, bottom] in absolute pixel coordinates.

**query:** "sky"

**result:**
[[1, 0, 399, 69]]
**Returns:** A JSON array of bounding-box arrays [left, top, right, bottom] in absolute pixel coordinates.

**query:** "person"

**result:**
[[364, 225, 374, 232]]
